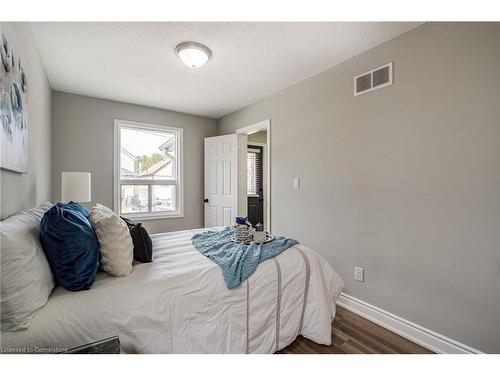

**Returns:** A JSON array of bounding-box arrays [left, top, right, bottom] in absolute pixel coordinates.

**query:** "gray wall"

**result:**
[[52, 92, 217, 233], [0, 22, 52, 220], [219, 23, 500, 353]]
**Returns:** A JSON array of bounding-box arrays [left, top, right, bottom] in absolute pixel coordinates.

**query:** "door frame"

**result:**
[[236, 119, 271, 233]]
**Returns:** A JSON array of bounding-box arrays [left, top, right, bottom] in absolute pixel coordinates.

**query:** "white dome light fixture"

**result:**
[[175, 41, 212, 69]]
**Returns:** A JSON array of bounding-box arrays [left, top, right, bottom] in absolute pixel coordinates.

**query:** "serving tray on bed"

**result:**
[[230, 234, 275, 244]]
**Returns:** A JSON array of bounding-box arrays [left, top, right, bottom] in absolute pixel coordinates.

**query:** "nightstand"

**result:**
[[62, 336, 124, 354]]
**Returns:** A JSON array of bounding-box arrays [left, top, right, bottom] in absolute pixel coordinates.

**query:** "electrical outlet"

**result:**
[[354, 266, 364, 282]]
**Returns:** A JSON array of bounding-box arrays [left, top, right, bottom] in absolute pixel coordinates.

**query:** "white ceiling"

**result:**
[[31, 22, 421, 119]]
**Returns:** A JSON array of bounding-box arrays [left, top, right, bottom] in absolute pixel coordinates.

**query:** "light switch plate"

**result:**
[[354, 266, 364, 282], [293, 177, 300, 189]]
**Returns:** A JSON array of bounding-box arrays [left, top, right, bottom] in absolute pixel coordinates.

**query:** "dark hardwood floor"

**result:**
[[278, 306, 434, 354]]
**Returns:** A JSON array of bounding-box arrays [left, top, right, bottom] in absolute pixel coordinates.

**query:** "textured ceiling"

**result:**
[[31, 22, 422, 118]]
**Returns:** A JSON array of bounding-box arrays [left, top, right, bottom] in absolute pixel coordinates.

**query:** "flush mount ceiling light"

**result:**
[[175, 41, 212, 69]]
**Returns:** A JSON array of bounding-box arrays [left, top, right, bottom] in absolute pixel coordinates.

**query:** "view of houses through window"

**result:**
[[117, 121, 182, 217]]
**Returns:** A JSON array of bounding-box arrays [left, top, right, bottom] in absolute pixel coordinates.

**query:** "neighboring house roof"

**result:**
[[159, 137, 175, 152], [121, 144, 174, 177], [121, 167, 135, 176], [121, 147, 136, 159], [139, 158, 172, 177]]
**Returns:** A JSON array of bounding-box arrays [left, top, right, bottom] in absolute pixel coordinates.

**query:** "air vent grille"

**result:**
[[356, 73, 371, 93], [354, 62, 393, 96]]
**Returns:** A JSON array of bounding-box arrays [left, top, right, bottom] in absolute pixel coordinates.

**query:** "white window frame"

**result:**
[[113, 119, 184, 220]]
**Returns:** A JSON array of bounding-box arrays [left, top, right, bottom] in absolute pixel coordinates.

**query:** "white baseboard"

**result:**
[[337, 293, 483, 354]]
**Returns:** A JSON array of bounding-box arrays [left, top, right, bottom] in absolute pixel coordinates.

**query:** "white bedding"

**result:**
[[0, 228, 343, 353]]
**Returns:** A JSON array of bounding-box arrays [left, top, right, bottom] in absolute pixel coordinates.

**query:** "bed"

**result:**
[[0, 228, 344, 353]]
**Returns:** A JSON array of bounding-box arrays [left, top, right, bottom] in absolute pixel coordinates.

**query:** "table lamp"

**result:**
[[61, 172, 91, 203]]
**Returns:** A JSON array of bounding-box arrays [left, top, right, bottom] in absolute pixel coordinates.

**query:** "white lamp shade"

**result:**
[[61, 172, 91, 203]]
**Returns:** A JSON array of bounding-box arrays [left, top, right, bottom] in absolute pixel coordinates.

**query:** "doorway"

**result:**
[[236, 119, 270, 232], [247, 142, 264, 226]]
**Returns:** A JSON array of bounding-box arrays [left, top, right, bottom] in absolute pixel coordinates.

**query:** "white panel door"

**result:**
[[204, 134, 238, 228]]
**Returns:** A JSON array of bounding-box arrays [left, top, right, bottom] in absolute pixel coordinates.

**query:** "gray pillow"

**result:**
[[1, 202, 55, 331], [89, 204, 133, 277]]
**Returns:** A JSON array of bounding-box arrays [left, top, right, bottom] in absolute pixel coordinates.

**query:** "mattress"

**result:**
[[0, 228, 344, 353]]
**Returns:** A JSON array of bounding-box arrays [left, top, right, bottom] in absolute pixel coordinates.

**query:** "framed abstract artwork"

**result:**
[[1, 31, 28, 174]]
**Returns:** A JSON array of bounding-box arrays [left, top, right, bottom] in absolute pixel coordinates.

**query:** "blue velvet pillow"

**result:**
[[40, 202, 100, 291], [62, 201, 89, 218]]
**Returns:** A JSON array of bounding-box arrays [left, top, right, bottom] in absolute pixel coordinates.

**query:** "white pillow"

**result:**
[[89, 204, 133, 277], [1, 202, 55, 331]]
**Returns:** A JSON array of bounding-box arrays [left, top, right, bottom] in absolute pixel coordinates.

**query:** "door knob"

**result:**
[[204, 199, 209, 203]]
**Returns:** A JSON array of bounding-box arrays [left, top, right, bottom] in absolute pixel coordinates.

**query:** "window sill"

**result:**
[[120, 212, 184, 221], [247, 194, 259, 198]]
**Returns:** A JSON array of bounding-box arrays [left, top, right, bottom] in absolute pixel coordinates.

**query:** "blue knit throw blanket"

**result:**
[[191, 227, 299, 289]]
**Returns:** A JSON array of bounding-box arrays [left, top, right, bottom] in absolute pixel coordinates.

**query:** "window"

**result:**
[[114, 120, 183, 219], [247, 147, 262, 197]]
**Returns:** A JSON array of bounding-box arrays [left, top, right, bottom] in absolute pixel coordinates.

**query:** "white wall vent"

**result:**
[[354, 62, 393, 96]]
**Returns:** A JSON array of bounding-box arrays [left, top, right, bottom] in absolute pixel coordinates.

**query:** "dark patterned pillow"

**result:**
[[40, 202, 100, 291], [121, 217, 153, 263]]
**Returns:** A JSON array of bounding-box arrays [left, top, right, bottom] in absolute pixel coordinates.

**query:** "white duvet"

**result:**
[[0, 228, 343, 353]]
